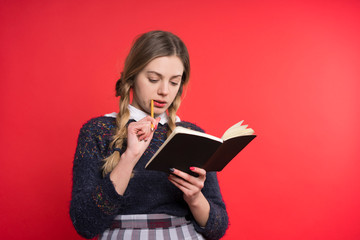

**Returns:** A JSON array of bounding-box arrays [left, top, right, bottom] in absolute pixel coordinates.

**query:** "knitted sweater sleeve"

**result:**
[[192, 172, 229, 240], [179, 122, 229, 239], [69, 118, 125, 239]]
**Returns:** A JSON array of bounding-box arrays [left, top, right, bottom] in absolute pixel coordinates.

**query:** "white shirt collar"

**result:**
[[104, 105, 180, 124]]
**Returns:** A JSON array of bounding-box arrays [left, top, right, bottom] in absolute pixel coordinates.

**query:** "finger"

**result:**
[[170, 168, 192, 181], [168, 178, 192, 196], [142, 122, 153, 140], [131, 122, 152, 139], [172, 167, 205, 181], [144, 127, 155, 141], [140, 116, 161, 131], [189, 167, 206, 178], [129, 118, 158, 141], [168, 175, 194, 192], [168, 173, 193, 190], [149, 117, 160, 131], [170, 168, 204, 190], [128, 122, 148, 135]]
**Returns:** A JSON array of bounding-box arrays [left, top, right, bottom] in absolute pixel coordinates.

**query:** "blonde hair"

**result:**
[[102, 30, 190, 175]]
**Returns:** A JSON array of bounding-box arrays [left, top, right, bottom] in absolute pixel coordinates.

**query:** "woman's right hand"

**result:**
[[110, 116, 160, 195], [125, 116, 160, 162]]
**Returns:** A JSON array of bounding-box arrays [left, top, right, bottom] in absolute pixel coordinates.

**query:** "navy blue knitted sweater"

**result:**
[[70, 116, 228, 239]]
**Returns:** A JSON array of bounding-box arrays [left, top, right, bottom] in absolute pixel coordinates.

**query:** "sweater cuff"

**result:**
[[192, 200, 214, 232], [92, 174, 126, 215], [192, 200, 226, 239]]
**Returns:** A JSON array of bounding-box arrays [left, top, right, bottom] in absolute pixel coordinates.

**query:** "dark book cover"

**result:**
[[145, 132, 256, 176]]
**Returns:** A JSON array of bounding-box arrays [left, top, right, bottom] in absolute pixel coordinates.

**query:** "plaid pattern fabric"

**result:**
[[99, 214, 205, 240]]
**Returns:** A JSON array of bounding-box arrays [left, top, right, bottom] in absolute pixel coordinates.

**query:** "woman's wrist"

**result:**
[[186, 192, 210, 227], [120, 150, 141, 167], [109, 151, 138, 195], [185, 192, 207, 208]]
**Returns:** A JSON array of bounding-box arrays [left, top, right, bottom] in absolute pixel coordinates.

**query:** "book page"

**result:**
[[221, 120, 254, 141], [172, 127, 223, 142]]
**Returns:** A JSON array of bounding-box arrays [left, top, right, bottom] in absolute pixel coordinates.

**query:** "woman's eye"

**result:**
[[149, 78, 159, 83], [170, 81, 179, 86]]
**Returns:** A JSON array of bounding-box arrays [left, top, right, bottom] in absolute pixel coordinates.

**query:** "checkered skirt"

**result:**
[[98, 214, 205, 240]]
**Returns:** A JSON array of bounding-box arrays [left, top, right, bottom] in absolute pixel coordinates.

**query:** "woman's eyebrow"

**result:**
[[146, 71, 162, 77], [146, 71, 182, 80]]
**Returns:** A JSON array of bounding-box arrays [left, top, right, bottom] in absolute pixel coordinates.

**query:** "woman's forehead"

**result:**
[[143, 56, 184, 76]]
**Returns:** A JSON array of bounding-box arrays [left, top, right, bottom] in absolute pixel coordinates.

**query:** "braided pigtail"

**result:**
[[167, 94, 182, 137], [102, 77, 131, 176]]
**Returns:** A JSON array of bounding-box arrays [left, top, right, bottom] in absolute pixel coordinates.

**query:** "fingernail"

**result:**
[[189, 167, 195, 171], [169, 168, 174, 172]]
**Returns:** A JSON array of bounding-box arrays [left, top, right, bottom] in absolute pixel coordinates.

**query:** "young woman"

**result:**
[[70, 30, 228, 240]]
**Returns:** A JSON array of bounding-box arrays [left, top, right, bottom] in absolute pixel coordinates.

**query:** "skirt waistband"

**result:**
[[110, 214, 190, 230]]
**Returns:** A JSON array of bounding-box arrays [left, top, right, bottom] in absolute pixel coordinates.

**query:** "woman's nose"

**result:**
[[157, 81, 169, 96]]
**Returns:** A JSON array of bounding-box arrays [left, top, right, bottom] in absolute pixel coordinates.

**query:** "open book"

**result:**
[[145, 120, 256, 176]]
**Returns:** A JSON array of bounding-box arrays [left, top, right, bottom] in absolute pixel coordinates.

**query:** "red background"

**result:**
[[1, 0, 359, 239]]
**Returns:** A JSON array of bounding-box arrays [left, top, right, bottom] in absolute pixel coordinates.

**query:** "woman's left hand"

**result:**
[[168, 167, 210, 227], [168, 167, 206, 206]]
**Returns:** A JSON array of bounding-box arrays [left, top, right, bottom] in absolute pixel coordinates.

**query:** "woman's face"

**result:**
[[131, 56, 183, 116]]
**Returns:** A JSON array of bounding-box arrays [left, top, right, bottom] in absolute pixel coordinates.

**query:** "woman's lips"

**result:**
[[153, 100, 166, 108]]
